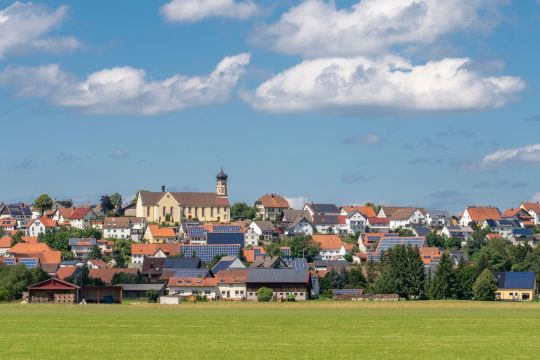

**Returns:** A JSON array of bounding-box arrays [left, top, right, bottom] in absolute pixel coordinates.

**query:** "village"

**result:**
[[0, 168, 539, 305]]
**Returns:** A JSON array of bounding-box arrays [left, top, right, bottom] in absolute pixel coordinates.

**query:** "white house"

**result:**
[[285, 216, 314, 237], [441, 226, 474, 246], [0, 236, 11, 256], [425, 210, 451, 228], [167, 277, 218, 299], [344, 211, 367, 234], [521, 203, 540, 225], [215, 270, 247, 300], [249, 221, 277, 240], [0, 218, 17, 232], [244, 228, 259, 247], [459, 206, 501, 227], [254, 194, 290, 220], [26, 216, 58, 237], [312, 234, 350, 260], [388, 209, 426, 230]]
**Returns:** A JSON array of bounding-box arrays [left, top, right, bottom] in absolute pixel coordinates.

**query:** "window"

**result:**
[[211, 207, 214, 217], [170, 207, 174, 217], [222, 291, 226, 295], [235, 290, 239, 295], [162, 207, 166, 216], [205, 290, 211, 295], [146, 207, 150, 216]]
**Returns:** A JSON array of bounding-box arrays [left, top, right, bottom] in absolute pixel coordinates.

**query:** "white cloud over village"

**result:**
[[161, 0, 258, 22], [0, 53, 251, 115], [247, 56, 524, 113], [480, 144, 540, 169], [255, 0, 507, 58], [0, 2, 80, 58]]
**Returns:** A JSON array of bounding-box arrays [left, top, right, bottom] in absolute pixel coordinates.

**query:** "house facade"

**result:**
[[254, 194, 290, 220]]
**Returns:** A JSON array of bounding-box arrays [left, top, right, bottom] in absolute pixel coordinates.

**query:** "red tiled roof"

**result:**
[[367, 217, 390, 225], [29, 216, 58, 228], [256, 194, 290, 209], [522, 202, 540, 214], [312, 234, 343, 250], [89, 268, 138, 284], [0, 218, 17, 228], [68, 207, 91, 220], [56, 266, 78, 281], [148, 224, 176, 238], [0, 236, 12, 248], [341, 206, 377, 218], [466, 207, 501, 222], [501, 208, 532, 219], [420, 247, 441, 265], [10, 242, 54, 254], [131, 243, 180, 256]]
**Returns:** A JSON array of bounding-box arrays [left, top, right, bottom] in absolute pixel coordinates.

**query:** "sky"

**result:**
[[0, 0, 539, 212]]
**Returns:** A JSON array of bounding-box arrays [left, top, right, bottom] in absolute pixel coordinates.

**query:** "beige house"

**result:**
[[136, 169, 230, 224]]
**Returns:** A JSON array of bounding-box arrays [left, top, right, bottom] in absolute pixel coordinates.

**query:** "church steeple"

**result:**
[[216, 167, 228, 198]]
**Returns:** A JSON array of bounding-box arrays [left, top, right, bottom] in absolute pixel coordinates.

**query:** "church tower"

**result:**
[[216, 167, 228, 198]]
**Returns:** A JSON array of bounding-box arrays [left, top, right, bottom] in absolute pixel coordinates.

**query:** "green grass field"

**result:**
[[1, 301, 539, 359]]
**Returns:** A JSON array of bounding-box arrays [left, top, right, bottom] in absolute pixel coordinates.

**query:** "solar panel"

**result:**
[[18, 258, 38, 269], [4, 258, 16, 266], [187, 226, 207, 238], [333, 289, 363, 295], [206, 232, 244, 247], [285, 258, 308, 270], [170, 268, 211, 278], [213, 225, 241, 233], [179, 244, 240, 263]]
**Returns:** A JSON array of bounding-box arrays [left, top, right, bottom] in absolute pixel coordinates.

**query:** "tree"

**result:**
[[397, 228, 414, 237], [473, 268, 498, 301], [112, 238, 132, 268], [364, 260, 379, 293], [430, 252, 456, 300], [88, 245, 102, 260], [257, 287, 274, 302], [109, 193, 123, 210], [285, 236, 320, 262], [454, 260, 478, 300], [404, 246, 426, 299], [10, 231, 24, 246], [65, 266, 105, 287], [230, 203, 257, 220], [100, 195, 115, 215], [0, 265, 49, 301], [39, 227, 102, 258], [34, 194, 53, 215], [347, 266, 367, 289], [111, 272, 147, 285], [365, 202, 381, 215]]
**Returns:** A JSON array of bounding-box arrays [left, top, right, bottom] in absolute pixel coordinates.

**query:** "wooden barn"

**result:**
[[81, 286, 123, 304], [28, 278, 80, 304]]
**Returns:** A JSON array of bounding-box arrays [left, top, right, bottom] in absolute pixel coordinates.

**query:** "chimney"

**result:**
[[161, 185, 166, 192]]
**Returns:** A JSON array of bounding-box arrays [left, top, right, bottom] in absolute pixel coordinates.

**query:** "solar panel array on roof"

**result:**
[[211, 259, 234, 274], [187, 226, 207, 238], [412, 226, 431, 238], [163, 257, 201, 269], [4, 258, 16, 266], [332, 289, 363, 295], [285, 258, 308, 270], [376, 237, 425, 253], [206, 232, 244, 247], [7, 203, 32, 216], [494, 272, 535, 289], [18, 258, 38, 269], [180, 244, 240, 263], [512, 228, 534, 237], [213, 225, 241, 233], [170, 268, 211, 278], [247, 269, 309, 283]]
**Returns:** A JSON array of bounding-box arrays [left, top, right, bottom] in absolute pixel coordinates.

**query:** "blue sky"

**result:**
[[0, 0, 539, 212]]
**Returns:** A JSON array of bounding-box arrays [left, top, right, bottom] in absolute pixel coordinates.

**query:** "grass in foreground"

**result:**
[[1, 301, 540, 359]]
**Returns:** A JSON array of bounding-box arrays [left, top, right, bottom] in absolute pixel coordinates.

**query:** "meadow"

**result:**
[[1, 301, 539, 359]]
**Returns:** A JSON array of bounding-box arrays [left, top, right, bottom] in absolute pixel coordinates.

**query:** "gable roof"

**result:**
[[163, 257, 201, 269], [341, 205, 377, 218], [465, 206, 501, 222], [249, 256, 290, 269], [282, 209, 311, 222], [246, 269, 309, 284], [168, 277, 218, 287], [306, 203, 340, 214], [380, 206, 426, 217], [256, 194, 290, 208], [132, 243, 180, 256], [30, 216, 58, 228], [312, 214, 345, 225], [501, 208, 532, 219], [29, 277, 79, 290], [494, 272, 535, 290], [68, 207, 93, 220], [148, 224, 176, 238], [252, 221, 276, 232], [89, 268, 138, 284], [367, 217, 390, 225], [10, 242, 54, 254], [521, 202, 540, 214], [55, 266, 78, 281], [0, 218, 17, 228], [312, 234, 343, 250], [215, 269, 247, 283], [139, 191, 229, 207], [0, 236, 11, 248]]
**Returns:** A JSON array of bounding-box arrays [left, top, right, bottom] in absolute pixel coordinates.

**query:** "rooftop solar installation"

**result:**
[[494, 272, 535, 289], [187, 226, 207, 238], [180, 244, 240, 263], [212, 225, 241, 233], [285, 258, 308, 270], [4, 258, 16, 266], [170, 268, 211, 278], [18, 258, 39, 269]]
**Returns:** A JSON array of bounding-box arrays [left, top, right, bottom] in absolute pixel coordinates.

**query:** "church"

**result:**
[[135, 168, 230, 224]]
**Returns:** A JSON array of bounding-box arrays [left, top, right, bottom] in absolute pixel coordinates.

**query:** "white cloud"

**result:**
[[0, 2, 80, 58], [0, 53, 251, 115], [255, 0, 507, 58], [285, 196, 306, 210], [247, 56, 524, 113], [161, 0, 257, 22], [111, 148, 129, 159], [481, 144, 540, 168]]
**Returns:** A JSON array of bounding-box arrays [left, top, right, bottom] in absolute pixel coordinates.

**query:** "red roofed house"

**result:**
[[55, 266, 80, 281], [143, 224, 177, 244], [168, 277, 219, 299], [27, 216, 58, 237], [340, 205, 377, 218], [521, 203, 540, 225], [0, 236, 11, 256], [366, 217, 391, 233], [89, 268, 139, 285], [312, 234, 348, 260], [254, 194, 290, 220], [0, 218, 17, 231], [501, 208, 534, 226], [420, 247, 441, 266], [460, 206, 501, 227], [9, 242, 62, 274], [67, 207, 97, 229], [131, 243, 180, 264]]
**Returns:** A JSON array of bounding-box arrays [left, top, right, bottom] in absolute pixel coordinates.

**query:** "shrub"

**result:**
[[146, 289, 160, 303], [257, 287, 273, 302]]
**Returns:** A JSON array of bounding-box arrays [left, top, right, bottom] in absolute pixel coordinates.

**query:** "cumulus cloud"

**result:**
[[480, 144, 540, 168], [161, 0, 257, 22], [247, 56, 524, 113], [255, 0, 507, 58], [0, 53, 251, 115], [0, 2, 80, 58]]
